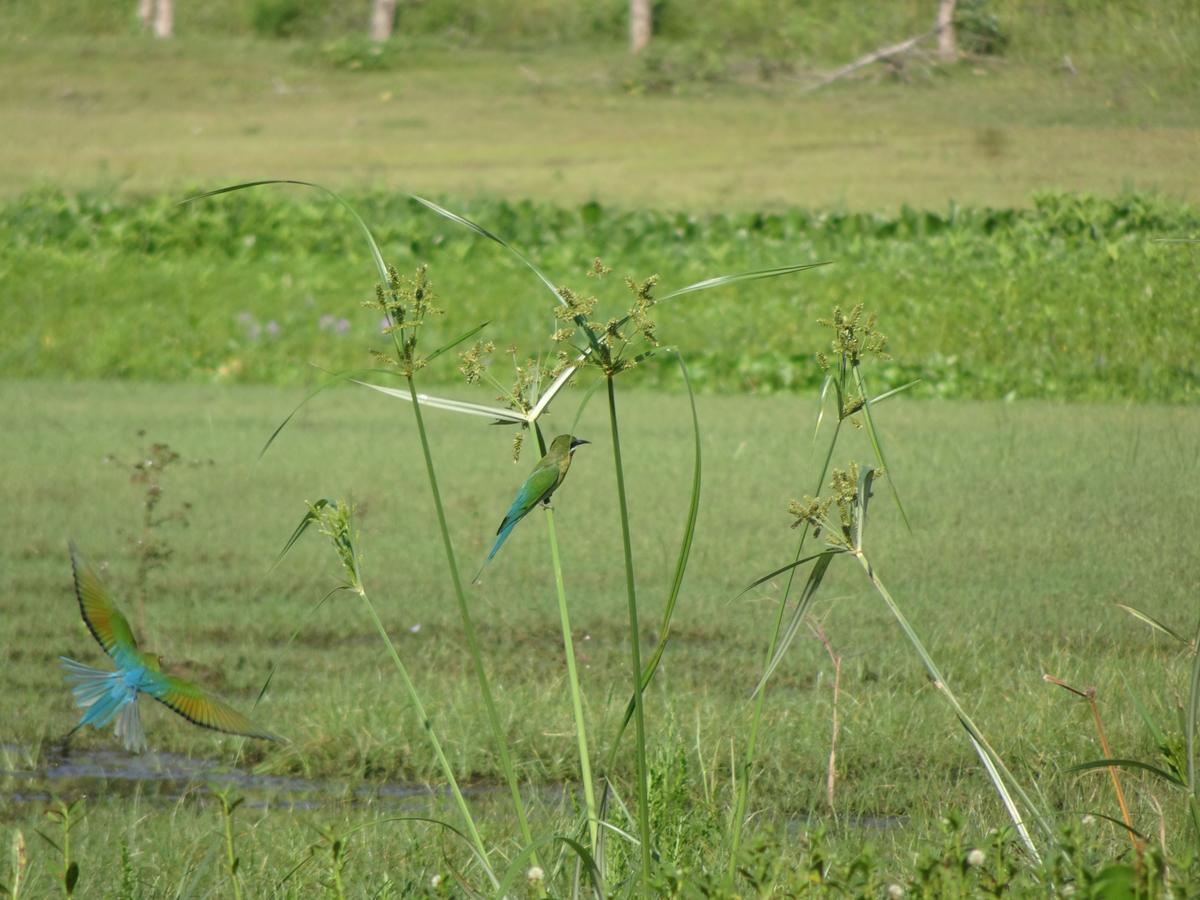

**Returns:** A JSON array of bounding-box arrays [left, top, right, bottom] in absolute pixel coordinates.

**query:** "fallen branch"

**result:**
[[805, 27, 940, 91]]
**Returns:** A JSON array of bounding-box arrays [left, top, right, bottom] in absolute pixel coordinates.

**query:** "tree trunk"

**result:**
[[370, 0, 398, 42], [629, 0, 651, 55], [137, 0, 154, 28], [153, 0, 173, 38], [936, 0, 958, 61]]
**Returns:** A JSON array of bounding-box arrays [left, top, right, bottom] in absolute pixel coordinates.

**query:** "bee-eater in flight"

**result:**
[[60, 542, 280, 753], [474, 434, 589, 582]]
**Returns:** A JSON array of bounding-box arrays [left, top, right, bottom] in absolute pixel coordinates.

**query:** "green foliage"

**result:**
[[248, 0, 329, 39], [307, 35, 409, 71], [4, 188, 1198, 401]]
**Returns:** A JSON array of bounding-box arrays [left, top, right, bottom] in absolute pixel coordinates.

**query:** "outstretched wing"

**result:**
[[69, 542, 138, 660], [143, 671, 280, 741]]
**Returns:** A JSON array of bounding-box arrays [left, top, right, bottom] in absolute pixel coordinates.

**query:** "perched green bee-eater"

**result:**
[[474, 434, 590, 582], [60, 542, 280, 753]]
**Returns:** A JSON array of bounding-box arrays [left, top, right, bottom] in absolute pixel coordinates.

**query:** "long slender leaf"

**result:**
[[1068, 758, 1186, 787], [253, 585, 344, 708], [1119, 603, 1190, 646], [739, 550, 845, 598], [272, 499, 336, 570], [1079, 811, 1151, 842], [752, 550, 837, 697], [261, 370, 399, 458], [424, 321, 491, 365], [181, 181, 389, 283], [966, 731, 1040, 862], [853, 466, 876, 551], [852, 362, 911, 531], [1189, 629, 1200, 793], [352, 380, 527, 423], [657, 261, 832, 302], [609, 351, 703, 746], [494, 835, 604, 899], [812, 373, 833, 444], [409, 194, 561, 304], [872, 378, 922, 405]]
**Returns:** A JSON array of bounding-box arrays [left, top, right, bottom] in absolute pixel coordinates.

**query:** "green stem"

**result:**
[[606, 376, 651, 891], [853, 550, 1051, 859], [532, 420, 600, 852], [544, 506, 600, 851], [221, 801, 243, 900], [404, 376, 538, 862], [728, 416, 842, 877], [355, 583, 494, 875]]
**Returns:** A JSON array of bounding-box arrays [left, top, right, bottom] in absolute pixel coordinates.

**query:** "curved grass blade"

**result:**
[[851, 363, 910, 531], [1116, 604, 1189, 645], [813, 373, 833, 443], [495, 835, 604, 899], [410, 195, 560, 304], [261, 369, 400, 458], [1188, 634, 1200, 792], [751, 549, 838, 697], [739, 550, 846, 598], [1068, 758, 1186, 787], [181, 180, 389, 283], [967, 730, 1039, 861], [425, 321, 490, 365], [568, 376, 604, 436], [252, 585, 344, 708], [607, 351, 703, 750], [872, 378, 922, 405], [341, 816, 499, 889], [657, 261, 832, 302], [352, 379, 527, 423], [1079, 811, 1151, 842], [272, 499, 337, 570], [853, 466, 876, 551]]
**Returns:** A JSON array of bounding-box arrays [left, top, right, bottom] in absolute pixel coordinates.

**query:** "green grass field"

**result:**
[[2, 379, 1198, 893]]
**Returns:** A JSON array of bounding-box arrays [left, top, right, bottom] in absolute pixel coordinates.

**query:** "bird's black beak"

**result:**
[[570, 438, 590, 449]]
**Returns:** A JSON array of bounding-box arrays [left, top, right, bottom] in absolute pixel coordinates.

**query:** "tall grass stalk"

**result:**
[[356, 580, 492, 871], [290, 499, 498, 887], [404, 375, 539, 863], [727, 418, 841, 877], [542, 481, 599, 852], [213, 789, 244, 900], [605, 375, 652, 891]]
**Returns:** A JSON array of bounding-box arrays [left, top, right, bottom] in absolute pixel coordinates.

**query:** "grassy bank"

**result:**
[[3, 189, 1197, 401], [1, 32, 1198, 208]]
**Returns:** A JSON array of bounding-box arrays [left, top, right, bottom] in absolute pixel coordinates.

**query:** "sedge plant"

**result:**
[[733, 307, 1052, 881], [728, 305, 916, 874], [277, 498, 498, 890]]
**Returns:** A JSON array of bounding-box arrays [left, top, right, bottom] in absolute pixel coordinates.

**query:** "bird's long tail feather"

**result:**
[[60, 656, 131, 729], [114, 701, 147, 754], [473, 517, 518, 584]]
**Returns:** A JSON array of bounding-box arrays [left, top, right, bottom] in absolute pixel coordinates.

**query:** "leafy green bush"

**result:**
[[249, 0, 328, 39]]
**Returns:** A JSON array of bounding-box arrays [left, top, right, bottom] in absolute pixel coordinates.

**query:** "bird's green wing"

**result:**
[[509, 462, 562, 521], [69, 542, 138, 659], [143, 671, 280, 741]]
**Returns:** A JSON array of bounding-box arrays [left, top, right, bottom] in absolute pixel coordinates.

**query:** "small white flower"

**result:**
[[1081, 814, 1096, 826], [526, 865, 545, 884], [967, 848, 986, 867], [887, 885, 905, 899], [1062, 886, 1076, 897], [430, 873, 442, 888]]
